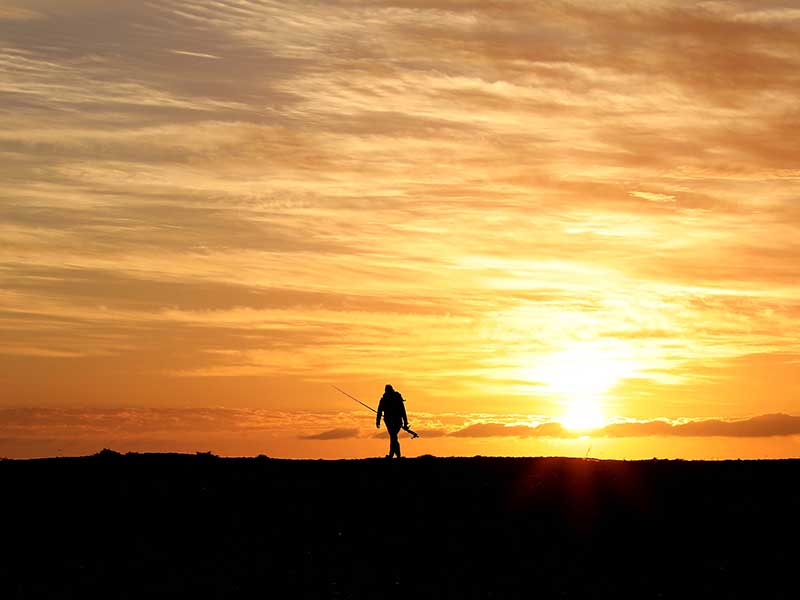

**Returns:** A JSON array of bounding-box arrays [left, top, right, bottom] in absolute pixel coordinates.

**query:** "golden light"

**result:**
[[528, 343, 640, 432], [561, 400, 605, 432]]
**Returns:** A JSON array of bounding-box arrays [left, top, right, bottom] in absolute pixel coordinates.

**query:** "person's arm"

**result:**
[[376, 399, 383, 428], [400, 400, 408, 428]]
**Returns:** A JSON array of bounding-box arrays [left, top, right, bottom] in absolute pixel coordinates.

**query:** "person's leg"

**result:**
[[385, 425, 395, 457], [387, 423, 400, 458], [391, 426, 401, 458]]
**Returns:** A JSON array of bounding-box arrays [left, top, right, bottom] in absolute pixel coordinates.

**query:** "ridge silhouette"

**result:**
[[3, 454, 797, 598]]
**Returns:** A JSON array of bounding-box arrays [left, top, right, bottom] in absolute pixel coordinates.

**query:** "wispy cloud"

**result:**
[[448, 414, 800, 439], [169, 50, 222, 60], [0, 6, 41, 20], [300, 427, 361, 440], [450, 422, 570, 438], [604, 413, 800, 438]]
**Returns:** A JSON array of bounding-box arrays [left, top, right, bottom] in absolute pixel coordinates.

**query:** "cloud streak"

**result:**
[[300, 427, 361, 441], [448, 414, 800, 439]]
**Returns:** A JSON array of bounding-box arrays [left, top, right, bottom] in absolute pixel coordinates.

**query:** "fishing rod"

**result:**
[[331, 385, 419, 439], [332, 385, 377, 414]]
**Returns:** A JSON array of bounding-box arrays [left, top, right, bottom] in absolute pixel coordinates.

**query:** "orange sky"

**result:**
[[1, 0, 799, 459]]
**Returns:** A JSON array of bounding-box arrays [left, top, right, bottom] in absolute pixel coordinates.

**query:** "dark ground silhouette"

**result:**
[[2, 453, 797, 599]]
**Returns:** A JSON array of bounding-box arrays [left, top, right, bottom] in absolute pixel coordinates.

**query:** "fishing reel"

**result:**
[[403, 425, 419, 439]]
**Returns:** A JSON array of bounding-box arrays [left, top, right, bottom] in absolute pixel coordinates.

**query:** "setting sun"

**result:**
[[527, 344, 639, 431], [561, 400, 605, 432]]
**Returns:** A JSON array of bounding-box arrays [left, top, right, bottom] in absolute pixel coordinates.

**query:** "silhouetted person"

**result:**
[[376, 384, 408, 458]]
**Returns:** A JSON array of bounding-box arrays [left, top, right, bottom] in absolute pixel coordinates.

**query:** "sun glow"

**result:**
[[528, 343, 640, 431], [561, 400, 606, 432]]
